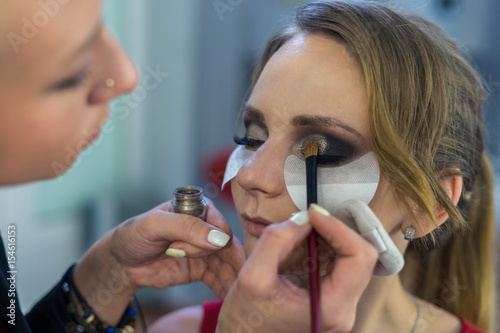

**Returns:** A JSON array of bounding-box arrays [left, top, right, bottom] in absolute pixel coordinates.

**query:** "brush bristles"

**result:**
[[304, 142, 319, 158]]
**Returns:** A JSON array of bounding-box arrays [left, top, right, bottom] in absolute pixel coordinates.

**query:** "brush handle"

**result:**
[[306, 156, 317, 204], [306, 155, 320, 333], [308, 230, 320, 332]]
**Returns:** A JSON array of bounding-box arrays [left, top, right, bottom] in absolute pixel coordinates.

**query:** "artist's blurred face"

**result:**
[[231, 33, 407, 274], [0, 0, 138, 185]]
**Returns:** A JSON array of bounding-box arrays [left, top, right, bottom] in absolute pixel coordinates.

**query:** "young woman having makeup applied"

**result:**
[[150, 1, 496, 332], [0, 1, 245, 332]]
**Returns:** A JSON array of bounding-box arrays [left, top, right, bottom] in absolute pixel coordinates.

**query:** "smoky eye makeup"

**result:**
[[233, 118, 268, 148], [296, 132, 362, 166], [233, 105, 367, 164]]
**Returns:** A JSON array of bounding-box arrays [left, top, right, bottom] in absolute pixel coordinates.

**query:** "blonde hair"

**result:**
[[250, 1, 496, 331]]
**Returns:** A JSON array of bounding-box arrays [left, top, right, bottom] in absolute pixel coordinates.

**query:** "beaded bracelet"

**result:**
[[63, 266, 137, 333]]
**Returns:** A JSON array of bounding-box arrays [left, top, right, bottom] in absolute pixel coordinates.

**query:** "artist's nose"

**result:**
[[88, 29, 139, 104]]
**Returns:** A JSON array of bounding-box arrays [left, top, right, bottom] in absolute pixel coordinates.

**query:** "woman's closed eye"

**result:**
[[233, 122, 268, 149], [234, 121, 360, 166], [47, 63, 92, 92]]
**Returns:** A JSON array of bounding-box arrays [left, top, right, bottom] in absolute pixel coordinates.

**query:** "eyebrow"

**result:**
[[291, 115, 364, 139], [63, 21, 103, 66], [242, 103, 364, 139]]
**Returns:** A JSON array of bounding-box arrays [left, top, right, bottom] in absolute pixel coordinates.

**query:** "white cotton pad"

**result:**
[[221, 145, 255, 190], [284, 152, 380, 212], [331, 199, 404, 276]]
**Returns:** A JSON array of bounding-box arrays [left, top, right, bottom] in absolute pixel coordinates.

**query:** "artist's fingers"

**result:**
[[239, 213, 312, 288], [142, 209, 231, 252], [166, 235, 245, 267], [207, 249, 242, 297], [159, 198, 232, 237], [204, 198, 234, 237], [201, 269, 226, 299], [308, 209, 377, 317], [165, 241, 210, 258], [162, 199, 237, 256], [215, 236, 246, 272]]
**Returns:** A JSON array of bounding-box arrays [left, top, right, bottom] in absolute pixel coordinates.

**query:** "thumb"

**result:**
[[241, 211, 312, 283]]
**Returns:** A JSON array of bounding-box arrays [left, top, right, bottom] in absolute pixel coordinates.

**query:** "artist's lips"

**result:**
[[243, 214, 273, 237], [84, 129, 102, 147]]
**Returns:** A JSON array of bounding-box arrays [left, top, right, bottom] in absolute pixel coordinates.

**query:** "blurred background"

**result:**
[[0, 0, 499, 329]]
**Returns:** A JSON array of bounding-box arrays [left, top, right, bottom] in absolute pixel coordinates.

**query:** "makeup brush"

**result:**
[[304, 141, 320, 333]]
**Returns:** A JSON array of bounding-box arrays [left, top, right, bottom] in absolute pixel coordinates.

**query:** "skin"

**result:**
[[0, 0, 245, 327], [232, 32, 379, 274], [0, 0, 137, 184], [225, 33, 464, 333], [151, 33, 464, 332]]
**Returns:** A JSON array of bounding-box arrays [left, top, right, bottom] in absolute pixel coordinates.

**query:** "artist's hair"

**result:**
[[250, 1, 496, 331]]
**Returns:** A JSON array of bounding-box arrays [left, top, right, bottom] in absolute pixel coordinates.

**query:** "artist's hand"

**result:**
[[74, 198, 245, 324], [216, 205, 378, 333]]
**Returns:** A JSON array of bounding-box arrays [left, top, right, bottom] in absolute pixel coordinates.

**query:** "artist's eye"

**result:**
[[233, 122, 268, 149], [298, 134, 358, 166], [48, 64, 91, 92]]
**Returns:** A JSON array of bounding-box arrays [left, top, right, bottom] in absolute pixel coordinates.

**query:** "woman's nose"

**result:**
[[235, 142, 286, 198], [88, 29, 139, 104]]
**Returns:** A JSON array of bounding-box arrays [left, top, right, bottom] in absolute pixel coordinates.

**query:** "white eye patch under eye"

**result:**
[[221, 145, 255, 190], [284, 152, 380, 212]]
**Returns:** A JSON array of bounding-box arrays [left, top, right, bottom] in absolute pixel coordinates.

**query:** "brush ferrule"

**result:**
[[304, 142, 319, 158]]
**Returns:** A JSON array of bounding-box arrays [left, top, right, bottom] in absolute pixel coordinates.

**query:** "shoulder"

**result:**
[[149, 305, 204, 333]]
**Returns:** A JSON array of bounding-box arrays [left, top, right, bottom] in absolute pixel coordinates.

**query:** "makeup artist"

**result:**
[[150, 1, 495, 332], [0, 1, 245, 332]]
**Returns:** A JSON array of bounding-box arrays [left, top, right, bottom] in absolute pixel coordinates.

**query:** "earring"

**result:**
[[404, 226, 416, 241], [105, 78, 115, 88]]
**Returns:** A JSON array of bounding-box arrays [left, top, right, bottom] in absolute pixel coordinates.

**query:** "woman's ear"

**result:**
[[436, 173, 463, 224], [405, 173, 463, 238]]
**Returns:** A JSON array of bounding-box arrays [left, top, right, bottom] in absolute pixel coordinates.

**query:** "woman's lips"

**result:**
[[244, 217, 272, 237]]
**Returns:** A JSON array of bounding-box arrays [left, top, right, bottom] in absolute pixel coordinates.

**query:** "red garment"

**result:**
[[460, 318, 485, 333], [199, 300, 486, 333], [200, 300, 223, 333]]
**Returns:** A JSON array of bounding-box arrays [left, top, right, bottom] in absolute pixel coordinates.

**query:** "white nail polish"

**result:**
[[290, 211, 309, 226], [166, 248, 186, 257], [310, 203, 330, 216], [207, 230, 230, 247]]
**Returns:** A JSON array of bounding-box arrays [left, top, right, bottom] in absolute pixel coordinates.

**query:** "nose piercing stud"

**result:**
[[105, 78, 115, 88]]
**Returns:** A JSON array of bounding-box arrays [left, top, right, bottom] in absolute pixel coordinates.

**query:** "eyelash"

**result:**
[[233, 136, 265, 148], [52, 66, 91, 91]]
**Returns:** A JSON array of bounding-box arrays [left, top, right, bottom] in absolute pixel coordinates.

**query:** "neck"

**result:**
[[283, 272, 419, 332], [350, 274, 418, 333]]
